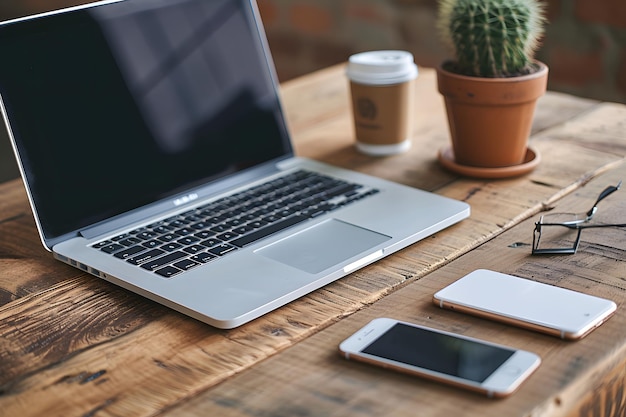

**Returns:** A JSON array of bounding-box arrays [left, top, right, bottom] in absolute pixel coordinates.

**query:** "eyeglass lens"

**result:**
[[533, 181, 622, 255]]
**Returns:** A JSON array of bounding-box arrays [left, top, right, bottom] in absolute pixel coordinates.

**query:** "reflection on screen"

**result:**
[[0, 0, 291, 241], [362, 323, 514, 382]]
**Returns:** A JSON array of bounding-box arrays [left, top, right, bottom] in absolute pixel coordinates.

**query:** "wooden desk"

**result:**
[[1, 64, 625, 417]]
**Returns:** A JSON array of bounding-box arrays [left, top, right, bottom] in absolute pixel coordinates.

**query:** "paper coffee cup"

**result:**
[[346, 51, 418, 156]]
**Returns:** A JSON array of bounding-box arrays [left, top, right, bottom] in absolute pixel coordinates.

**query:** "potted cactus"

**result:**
[[436, 0, 548, 177]]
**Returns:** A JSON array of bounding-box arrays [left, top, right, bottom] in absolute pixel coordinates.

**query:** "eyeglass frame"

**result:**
[[532, 181, 624, 255]]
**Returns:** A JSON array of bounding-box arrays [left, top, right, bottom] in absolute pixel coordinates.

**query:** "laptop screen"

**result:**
[[0, 0, 292, 243]]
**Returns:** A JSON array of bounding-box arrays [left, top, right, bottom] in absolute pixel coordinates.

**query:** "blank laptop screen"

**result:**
[[0, 0, 291, 242]]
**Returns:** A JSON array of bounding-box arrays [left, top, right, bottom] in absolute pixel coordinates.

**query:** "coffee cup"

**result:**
[[346, 51, 418, 156]]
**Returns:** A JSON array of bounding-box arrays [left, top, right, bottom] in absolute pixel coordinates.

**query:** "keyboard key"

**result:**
[[96, 171, 375, 277], [233, 225, 255, 235], [210, 225, 229, 233], [158, 233, 178, 242], [177, 236, 200, 245], [216, 232, 239, 241], [154, 265, 181, 278], [114, 245, 147, 259], [200, 238, 222, 248], [190, 252, 216, 263], [93, 240, 113, 249], [173, 258, 200, 271], [183, 244, 205, 254], [230, 214, 307, 247], [127, 248, 166, 265], [152, 225, 174, 234], [194, 231, 214, 239], [190, 221, 211, 230], [276, 209, 295, 217], [136, 231, 159, 240], [324, 183, 360, 198], [205, 215, 227, 224], [208, 244, 238, 256], [300, 207, 326, 218], [119, 237, 142, 246], [168, 219, 190, 228], [184, 215, 204, 223], [261, 214, 281, 223], [175, 227, 195, 236], [247, 220, 267, 229], [225, 218, 245, 227], [161, 242, 183, 252], [100, 243, 125, 254], [142, 240, 161, 248], [140, 251, 187, 271]]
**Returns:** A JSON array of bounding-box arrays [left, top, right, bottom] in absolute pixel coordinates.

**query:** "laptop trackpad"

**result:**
[[257, 219, 391, 274]]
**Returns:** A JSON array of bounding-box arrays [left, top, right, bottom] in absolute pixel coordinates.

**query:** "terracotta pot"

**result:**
[[436, 62, 548, 168]]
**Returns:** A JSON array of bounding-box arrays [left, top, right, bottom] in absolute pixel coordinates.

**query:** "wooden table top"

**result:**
[[1, 64, 625, 417]]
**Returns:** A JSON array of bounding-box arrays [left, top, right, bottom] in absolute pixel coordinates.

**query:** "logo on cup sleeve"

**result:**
[[357, 97, 377, 120]]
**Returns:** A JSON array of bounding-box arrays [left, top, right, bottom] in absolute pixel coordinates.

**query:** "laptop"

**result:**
[[0, 0, 469, 328]]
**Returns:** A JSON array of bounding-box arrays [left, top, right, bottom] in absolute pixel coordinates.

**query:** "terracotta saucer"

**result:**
[[437, 146, 541, 179]]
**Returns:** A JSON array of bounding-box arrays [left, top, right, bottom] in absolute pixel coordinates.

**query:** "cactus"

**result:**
[[437, 0, 546, 78]]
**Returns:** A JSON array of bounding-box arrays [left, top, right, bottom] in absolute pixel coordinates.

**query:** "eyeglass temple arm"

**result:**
[[577, 222, 626, 229], [586, 180, 622, 218]]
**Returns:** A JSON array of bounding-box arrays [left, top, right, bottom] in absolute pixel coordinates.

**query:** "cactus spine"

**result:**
[[437, 0, 545, 78]]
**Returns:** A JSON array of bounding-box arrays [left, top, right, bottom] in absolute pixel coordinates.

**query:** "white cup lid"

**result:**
[[346, 50, 418, 85]]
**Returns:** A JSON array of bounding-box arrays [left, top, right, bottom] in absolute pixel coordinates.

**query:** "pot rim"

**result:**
[[436, 61, 548, 83]]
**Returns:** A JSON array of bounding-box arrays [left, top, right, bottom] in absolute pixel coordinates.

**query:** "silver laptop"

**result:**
[[0, 0, 469, 328]]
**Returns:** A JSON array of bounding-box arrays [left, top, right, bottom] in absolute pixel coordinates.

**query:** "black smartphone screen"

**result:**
[[362, 323, 514, 382]]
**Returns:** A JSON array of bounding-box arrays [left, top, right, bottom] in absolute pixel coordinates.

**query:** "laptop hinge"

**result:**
[[78, 157, 295, 241]]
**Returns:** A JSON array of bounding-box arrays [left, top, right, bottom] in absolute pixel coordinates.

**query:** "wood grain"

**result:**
[[283, 66, 600, 192], [168, 163, 626, 417], [0, 64, 624, 417]]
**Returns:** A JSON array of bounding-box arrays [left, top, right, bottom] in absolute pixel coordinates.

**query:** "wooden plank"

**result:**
[[1, 112, 623, 417], [0, 66, 620, 417], [0, 278, 170, 386], [284, 66, 599, 192], [167, 162, 626, 417], [571, 361, 626, 417], [0, 180, 77, 305]]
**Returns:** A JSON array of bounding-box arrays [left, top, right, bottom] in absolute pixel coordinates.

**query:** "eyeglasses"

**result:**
[[532, 181, 626, 255]]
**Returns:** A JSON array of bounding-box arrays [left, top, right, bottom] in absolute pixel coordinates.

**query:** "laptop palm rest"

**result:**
[[257, 219, 390, 274]]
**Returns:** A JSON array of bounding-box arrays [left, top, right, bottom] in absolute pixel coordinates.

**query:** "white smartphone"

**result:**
[[433, 269, 617, 340], [339, 318, 541, 398]]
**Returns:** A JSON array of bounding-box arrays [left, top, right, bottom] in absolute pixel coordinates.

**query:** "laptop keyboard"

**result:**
[[93, 170, 379, 278]]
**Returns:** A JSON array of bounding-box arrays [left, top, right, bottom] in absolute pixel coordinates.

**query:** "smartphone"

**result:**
[[433, 269, 617, 340], [339, 318, 540, 398]]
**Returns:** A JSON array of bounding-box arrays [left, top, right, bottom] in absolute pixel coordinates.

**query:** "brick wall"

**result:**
[[258, 0, 626, 104], [539, 0, 626, 104], [1, 0, 624, 103]]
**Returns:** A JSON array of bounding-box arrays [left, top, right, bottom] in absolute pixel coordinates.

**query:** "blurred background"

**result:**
[[1, 0, 625, 183]]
